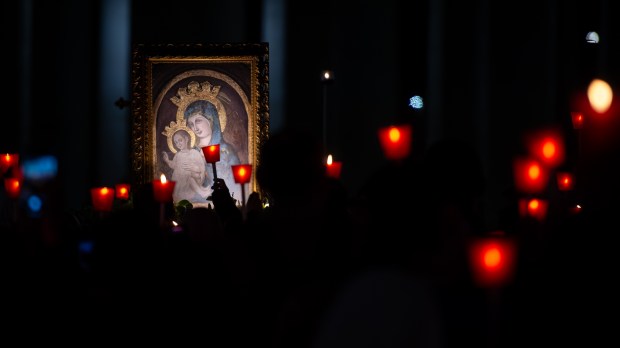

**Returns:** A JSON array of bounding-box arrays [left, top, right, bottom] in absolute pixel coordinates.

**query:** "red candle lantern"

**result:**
[[4, 178, 21, 199], [232, 164, 252, 184], [556, 172, 575, 191], [202, 144, 220, 163], [325, 154, 342, 179], [378, 124, 412, 161], [115, 183, 131, 200], [571, 111, 584, 129], [518, 198, 549, 221], [468, 231, 517, 288], [1, 153, 19, 174], [513, 156, 549, 194], [90, 186, 115, 212], [153, 174, 175, 203], [232, 164, 252, 210], [202, 144, 220, 179]]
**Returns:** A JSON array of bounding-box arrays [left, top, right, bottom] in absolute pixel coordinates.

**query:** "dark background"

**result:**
[[2, 0, 618, 229]]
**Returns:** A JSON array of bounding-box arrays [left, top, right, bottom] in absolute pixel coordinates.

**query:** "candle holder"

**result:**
[[90, 187, 115, 212], [231, 164, 252, 214], [4, 178, 21, 199], [202, 144, 220, 180], [1, 153, 19, 174], [153, 174, 176, 228], [325, 154, 342, 179]]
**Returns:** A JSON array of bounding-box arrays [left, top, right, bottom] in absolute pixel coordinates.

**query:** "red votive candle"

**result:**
[[91, 187, 115, 212], [202, 144, 220, 163], [153, 174, 175, 203], [325, 155, 342, 179], [4, 178, 21, 199], [1, 153, 19, 174], [378, 124, 412, 161], [115, 183, 131, 200], [232, 164, 252, 184]]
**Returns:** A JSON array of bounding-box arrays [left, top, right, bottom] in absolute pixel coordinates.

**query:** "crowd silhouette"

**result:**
[[2, 120, 619, 346]]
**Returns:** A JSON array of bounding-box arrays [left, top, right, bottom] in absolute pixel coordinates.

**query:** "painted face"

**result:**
[[186, 113, 212, 141], [173, 132, 188, 150]]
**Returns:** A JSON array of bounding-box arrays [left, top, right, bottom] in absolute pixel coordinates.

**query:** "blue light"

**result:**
[[79, 240, 94, 254], [22, 155, 58, 181], [27, 194, 43, 213], [409, 95, 424, 109]]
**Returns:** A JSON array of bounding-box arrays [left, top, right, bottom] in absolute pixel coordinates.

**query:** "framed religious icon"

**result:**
[[130, 43, 269, 206]]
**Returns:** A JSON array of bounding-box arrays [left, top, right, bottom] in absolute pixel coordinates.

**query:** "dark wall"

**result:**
[[5, 0, 619, 223]]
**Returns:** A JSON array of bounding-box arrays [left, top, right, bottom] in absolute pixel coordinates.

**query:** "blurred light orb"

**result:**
[[585, 31, 599, 43], [587, 78, 613, 114], [28, 194, 43, 213], [321, 70, 334, 81], [409, 95, 424, 109]]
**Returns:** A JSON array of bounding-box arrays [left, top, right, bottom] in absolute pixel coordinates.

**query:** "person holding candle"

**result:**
[[185, 100, 242, 202], [162, 128, 211, 203]]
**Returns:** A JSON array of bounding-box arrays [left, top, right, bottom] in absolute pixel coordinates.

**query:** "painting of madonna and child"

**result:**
[[153, 64, 264, 207]]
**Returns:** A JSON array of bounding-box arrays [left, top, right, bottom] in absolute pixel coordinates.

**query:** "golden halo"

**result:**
[[161, 119, 196, 153]]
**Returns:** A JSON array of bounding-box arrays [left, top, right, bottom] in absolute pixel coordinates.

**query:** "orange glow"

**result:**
[[528, 163, 541, 180], [378, 124, 412, 161], [542, 140, 556, 159], [483, 248, 501, 268], [528, 199, 539, 210], [588, 78, 613, 114], [389, 127, 401, 142]]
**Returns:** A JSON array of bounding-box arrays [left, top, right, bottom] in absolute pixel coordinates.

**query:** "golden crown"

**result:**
[[170, 80, 227, 131]]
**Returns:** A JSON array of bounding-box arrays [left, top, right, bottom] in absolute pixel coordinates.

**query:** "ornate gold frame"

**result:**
[[131, 43, 269, 200]]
